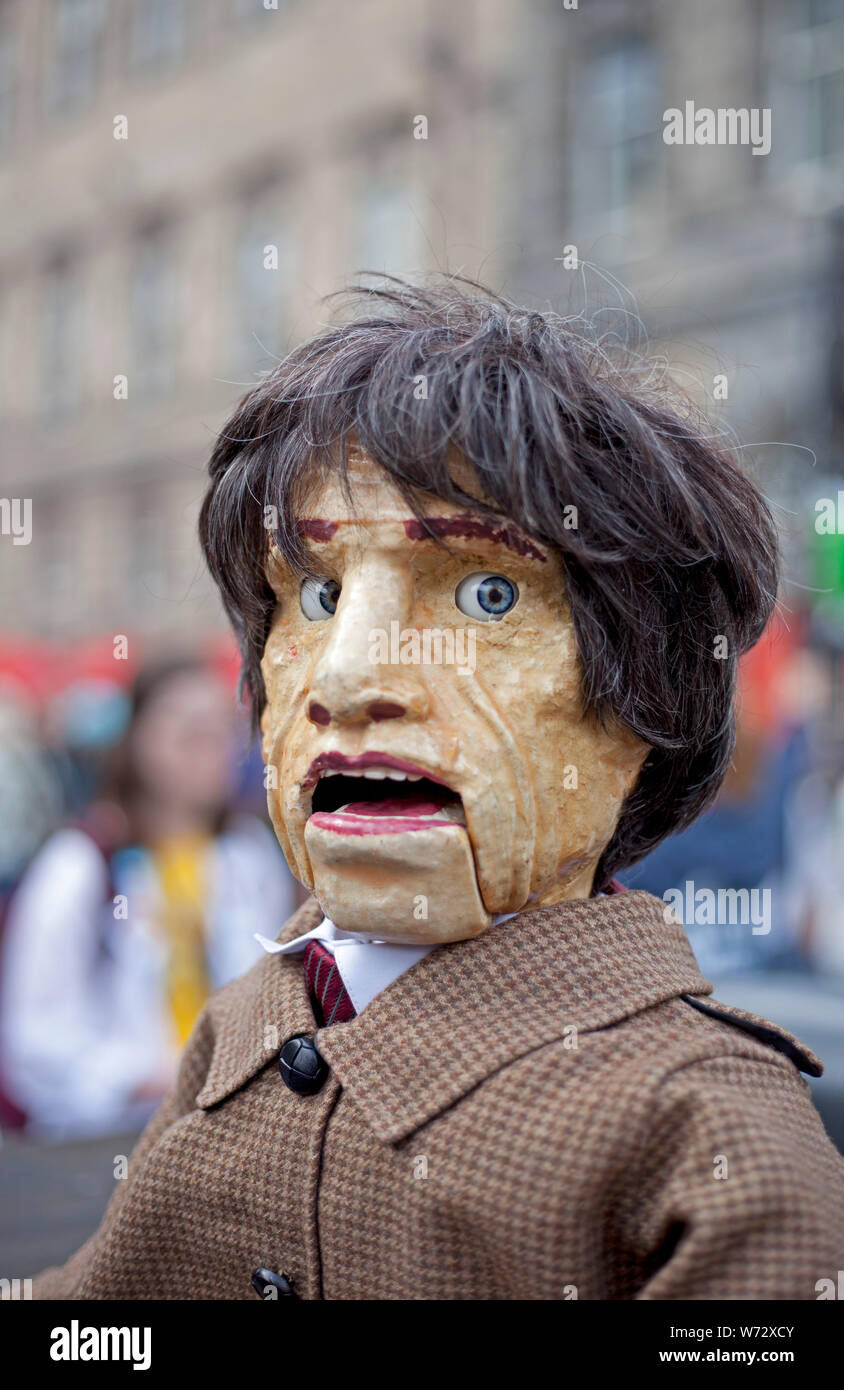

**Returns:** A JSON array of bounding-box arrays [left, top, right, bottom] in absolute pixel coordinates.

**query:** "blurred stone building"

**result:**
[[0, 0, 841, 649]]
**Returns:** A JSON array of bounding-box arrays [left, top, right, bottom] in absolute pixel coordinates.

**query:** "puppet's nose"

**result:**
[[305, 675, 428, 727], [305, 562, 430, 726], [307, 699, 405, 726]]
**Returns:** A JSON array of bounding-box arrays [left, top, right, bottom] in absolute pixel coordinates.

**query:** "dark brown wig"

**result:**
[[198, 275, 779, 890]]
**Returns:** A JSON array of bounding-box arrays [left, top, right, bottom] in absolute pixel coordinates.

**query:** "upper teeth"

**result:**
[[320, 767, 423, 781]]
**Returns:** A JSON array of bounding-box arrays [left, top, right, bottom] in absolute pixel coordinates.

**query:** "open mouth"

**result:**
[[305, 755, 466, 836]]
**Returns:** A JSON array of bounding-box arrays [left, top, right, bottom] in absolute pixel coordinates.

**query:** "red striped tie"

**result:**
[[304, 940, 356, 1026]]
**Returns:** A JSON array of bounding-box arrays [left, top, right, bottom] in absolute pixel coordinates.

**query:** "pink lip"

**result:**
[[309, 811, 459, 836], [302, 750, 452, 792]]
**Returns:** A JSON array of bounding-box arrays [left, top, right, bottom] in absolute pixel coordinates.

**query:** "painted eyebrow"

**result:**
[[404, 515, 547, 563], [297, 513, 547, 563], [298, 519, 338, 541]]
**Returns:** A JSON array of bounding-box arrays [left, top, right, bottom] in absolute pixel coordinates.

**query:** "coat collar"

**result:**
[[196, 890, 712, 1139]]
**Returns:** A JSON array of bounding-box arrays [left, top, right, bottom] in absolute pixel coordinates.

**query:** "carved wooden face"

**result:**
[[260, 452, 648, 943]]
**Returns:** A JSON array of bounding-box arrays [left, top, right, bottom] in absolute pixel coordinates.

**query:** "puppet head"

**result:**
[[200, 278, 778, 944]]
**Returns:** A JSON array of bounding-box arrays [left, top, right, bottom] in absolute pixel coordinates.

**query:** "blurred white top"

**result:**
[[0, 819, 299, 1139]]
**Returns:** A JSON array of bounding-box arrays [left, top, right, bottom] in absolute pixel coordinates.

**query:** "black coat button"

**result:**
[[251, 1268, 295, 1299], [278, 1035, 328, 1095]]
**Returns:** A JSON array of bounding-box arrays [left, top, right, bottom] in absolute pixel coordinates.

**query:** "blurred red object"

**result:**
[[0, 634, 141, 711], [205, 634, 243, 697], [60, 637, 139, 691], [738, 609, 816, 737], [0, 637, 58, 706]]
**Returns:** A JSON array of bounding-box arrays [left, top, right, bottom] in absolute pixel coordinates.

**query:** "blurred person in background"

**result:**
[[622, 708, 808, 976], [0, 694, 63, 901], [0, 657, 299, 1139], [782, 752, 844, 980], [43, 678, 134, 823], [621, 618, 820, 978]]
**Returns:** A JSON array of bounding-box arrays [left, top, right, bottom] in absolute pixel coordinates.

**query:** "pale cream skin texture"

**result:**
[[260, 453, 649, 944]]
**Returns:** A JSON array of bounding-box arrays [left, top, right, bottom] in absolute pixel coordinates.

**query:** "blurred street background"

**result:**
[[2, 0, 844, 1277]]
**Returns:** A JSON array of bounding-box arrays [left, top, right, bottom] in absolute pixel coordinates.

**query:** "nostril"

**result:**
[[307, 701, 331, 726], [368, 701, 406, 722]]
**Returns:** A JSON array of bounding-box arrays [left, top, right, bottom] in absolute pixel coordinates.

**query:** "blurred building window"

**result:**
[[808, 0, 844, 26], [130, 236, 176, 397], [126, 493, 167, 615], [767, 0, 844, 172], [571, 36, 660, 220], [45, 0, 107, 116], [40, 260, 81, 422], [0, 5, 20, 154], [356, 178, 421, 277], [130, 0, 187, 72], [40, 499, 81, 636], [799, 0, 844, 166], [233, 192, 294, 374]]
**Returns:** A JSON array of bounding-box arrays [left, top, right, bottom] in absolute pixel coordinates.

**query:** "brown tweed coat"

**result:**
[[33, 891, 844, 1300]]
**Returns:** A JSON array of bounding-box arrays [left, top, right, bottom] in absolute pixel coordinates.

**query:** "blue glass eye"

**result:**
[[455, 573, 519, 621], [300, 577, 340, 620]]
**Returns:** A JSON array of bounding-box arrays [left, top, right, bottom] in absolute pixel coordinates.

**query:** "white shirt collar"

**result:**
[[255, 911, 517, 1016]]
